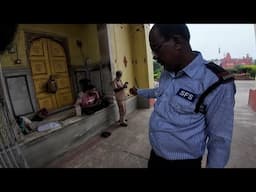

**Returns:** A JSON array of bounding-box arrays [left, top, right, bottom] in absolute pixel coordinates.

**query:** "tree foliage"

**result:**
[[153, 60, 163, 80], [226, 65, 256, 78]]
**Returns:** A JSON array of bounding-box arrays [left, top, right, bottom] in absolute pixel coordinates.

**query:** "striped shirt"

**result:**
[[137, 52, 236, 168]]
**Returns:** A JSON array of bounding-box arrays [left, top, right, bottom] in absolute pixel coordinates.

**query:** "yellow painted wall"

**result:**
[[81, 24, 101, 65], [1, 24, 153, 91], [130, 24, 154, 88], [108, 24, 154, 91], [0, 27, 28, 68], [108, 24, 134, 95], [130, 24, 147, 88], [1, 24, 101, 68], [143, 24, 154, 88]]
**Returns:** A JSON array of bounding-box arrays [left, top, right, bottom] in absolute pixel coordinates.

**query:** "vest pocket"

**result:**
[[170, 96, 196, 114]]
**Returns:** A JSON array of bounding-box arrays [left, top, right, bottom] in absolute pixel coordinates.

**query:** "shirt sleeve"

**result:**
[[137, 88, 159, 98], [205, 82, 236, 168]]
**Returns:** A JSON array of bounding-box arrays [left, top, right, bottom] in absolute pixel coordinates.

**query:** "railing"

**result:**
[[0, 98, 29, 168]]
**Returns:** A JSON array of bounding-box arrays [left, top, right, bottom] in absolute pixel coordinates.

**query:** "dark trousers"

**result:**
[[148, 150, 202, 169]]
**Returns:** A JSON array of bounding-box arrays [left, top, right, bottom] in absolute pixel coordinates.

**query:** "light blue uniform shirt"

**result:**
[[137, 52, 236, 168]]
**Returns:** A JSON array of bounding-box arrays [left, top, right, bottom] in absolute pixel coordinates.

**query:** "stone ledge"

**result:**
[[20, 96, 137, 167]]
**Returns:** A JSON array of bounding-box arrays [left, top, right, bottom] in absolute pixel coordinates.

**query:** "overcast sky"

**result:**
[[187, 24, 256, 60], [150, 24, 256, 60]]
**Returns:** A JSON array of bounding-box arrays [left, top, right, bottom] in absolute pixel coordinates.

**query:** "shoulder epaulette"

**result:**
[[194, 62, 234, 114]]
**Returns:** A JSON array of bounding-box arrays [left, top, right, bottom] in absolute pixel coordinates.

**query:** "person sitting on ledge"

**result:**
[[75, 84, 106, 115]]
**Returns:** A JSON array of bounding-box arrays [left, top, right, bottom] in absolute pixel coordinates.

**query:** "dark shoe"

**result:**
[[118, 119, 128, 123], [120, 122, 128, 127], [101, 131, 111, 138]]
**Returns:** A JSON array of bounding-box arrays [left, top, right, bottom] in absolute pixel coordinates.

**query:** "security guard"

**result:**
[[130, 24, 236, 168]]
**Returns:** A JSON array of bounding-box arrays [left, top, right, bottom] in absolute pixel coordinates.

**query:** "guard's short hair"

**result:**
[[153, 24, 190, 42], [87, 84, 95, 90], [0, 24, 18, 54], [79, 78, 91, 92]]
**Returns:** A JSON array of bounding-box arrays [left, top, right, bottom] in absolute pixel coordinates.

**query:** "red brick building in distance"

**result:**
[[220, 53, 253, 68]]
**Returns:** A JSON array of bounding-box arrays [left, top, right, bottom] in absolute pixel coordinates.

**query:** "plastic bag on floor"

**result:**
[[37, 122, 62, 132]]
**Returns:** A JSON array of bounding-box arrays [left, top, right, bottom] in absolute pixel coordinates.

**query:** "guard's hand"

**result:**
[[123, 82, 128, 88], [129, 87, 137, 95]]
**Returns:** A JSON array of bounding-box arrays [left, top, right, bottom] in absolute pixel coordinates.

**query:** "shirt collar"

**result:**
[[182, 51, 205, 78], [165, 51, 205, 79]]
